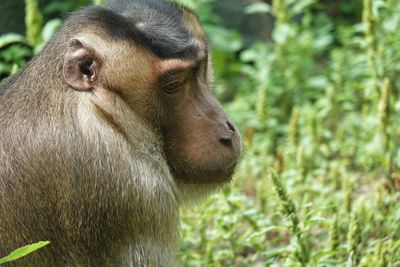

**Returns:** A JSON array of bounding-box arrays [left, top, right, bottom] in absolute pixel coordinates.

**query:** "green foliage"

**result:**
[[25, 0, 43, 46], [0, 35, 30, 78], [180, 0, 400, 266], [0, 241, 50, 264], [270, 170, 310, 266], [1, 0, 400, 266]]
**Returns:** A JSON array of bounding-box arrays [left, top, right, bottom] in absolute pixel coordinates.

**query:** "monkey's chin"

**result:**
[[174, 166, 236, 185]]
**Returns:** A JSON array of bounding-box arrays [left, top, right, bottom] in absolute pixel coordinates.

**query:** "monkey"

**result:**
[[0, 0, 241, 266]]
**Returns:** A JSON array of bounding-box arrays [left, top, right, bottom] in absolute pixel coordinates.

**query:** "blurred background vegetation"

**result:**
[[1, 0, 399, 266]]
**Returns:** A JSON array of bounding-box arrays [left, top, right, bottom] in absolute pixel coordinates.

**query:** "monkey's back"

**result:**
[[0, 55, 179, 267]]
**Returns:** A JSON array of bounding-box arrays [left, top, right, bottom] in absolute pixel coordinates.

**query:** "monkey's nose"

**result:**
[[219, 121, 236, 149]]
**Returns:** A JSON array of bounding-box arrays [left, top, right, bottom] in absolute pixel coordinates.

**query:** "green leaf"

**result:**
[[208, 26, 243, 52], [0, 34, 27, 49], [34, 19, 63, 54], [273, 24, 296, 44], [41, 19, 62, 43], [0, 241, 50, 264], [292, 0, 315, 15], [264, 246, 290, 258], [245, 2, 271, 14], [247, 226, 286, 240]]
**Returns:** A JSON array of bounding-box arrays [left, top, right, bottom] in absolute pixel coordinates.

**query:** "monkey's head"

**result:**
[[62, 0, 241, 185]]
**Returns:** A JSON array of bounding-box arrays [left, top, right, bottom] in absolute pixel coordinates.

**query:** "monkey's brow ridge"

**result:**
[[75, 0, 204, 60]]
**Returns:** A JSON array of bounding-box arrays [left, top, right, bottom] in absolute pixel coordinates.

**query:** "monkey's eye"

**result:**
[[160, 72, 184, 94], [162, 81, 182, 94]]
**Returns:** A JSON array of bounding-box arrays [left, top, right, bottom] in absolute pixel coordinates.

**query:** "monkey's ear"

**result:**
[[63, 39, 100, 91]]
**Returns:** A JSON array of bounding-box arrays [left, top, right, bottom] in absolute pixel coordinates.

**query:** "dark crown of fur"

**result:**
[[78, 0, 200, 59]]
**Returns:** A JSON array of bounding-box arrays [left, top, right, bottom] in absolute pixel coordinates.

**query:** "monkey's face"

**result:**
[[99, 47, 242, 185], [155, 57, 242, 185], [105, 46, 242, 185]]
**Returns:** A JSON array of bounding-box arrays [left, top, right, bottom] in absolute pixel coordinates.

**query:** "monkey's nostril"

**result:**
[[219, 137, 233, 149], [219, 120, 236, 148], [226, 121, 235, 133]]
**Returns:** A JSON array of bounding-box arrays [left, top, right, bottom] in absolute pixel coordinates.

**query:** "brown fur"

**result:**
[[0, 3, 241, 266]]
